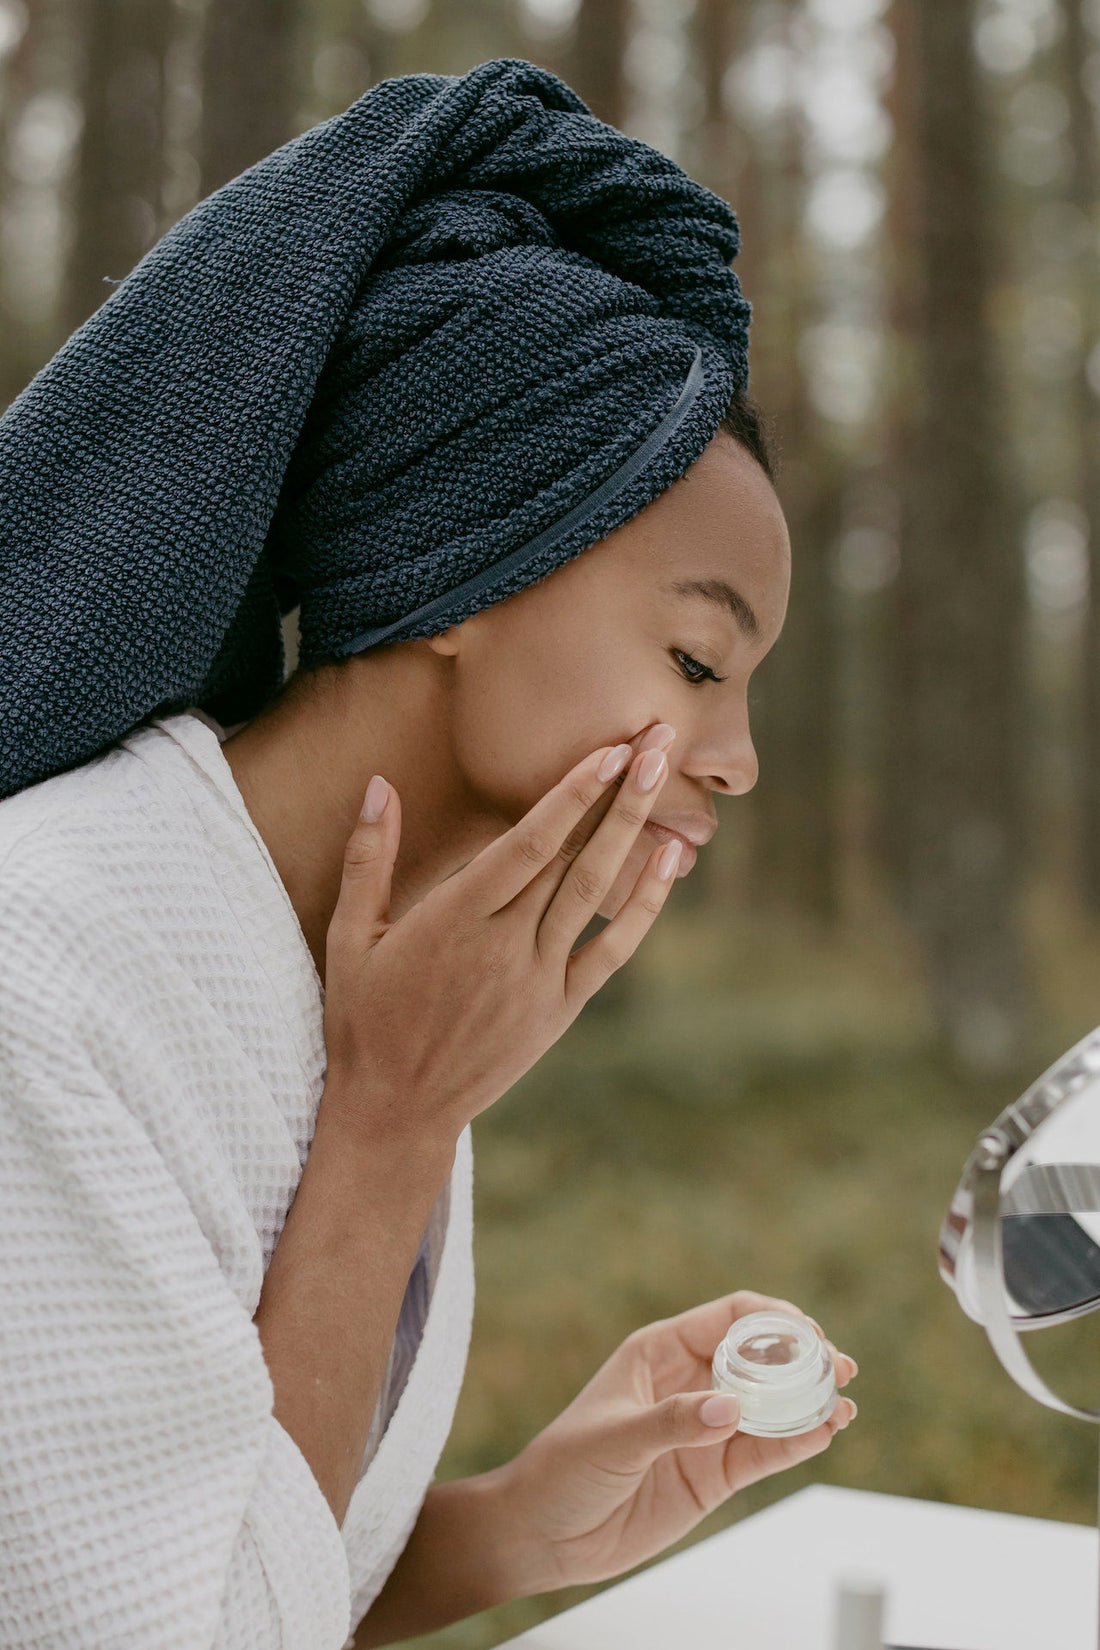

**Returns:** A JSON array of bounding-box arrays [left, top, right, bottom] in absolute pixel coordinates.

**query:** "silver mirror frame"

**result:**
[[939, 1023, 1100, 1423]]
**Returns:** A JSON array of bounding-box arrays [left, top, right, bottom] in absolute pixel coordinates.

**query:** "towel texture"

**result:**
[[0, 709, 475, 1648], [0, 56, 750, 800]]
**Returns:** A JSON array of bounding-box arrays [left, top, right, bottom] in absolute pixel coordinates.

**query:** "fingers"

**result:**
[[628, 1292, 858, 1396], [597, 1391, 743, 1478], [832, 1397, 858, 1428], [722, 1403, 855, 1492], [804, 1315, 858, 1386], [539, 740, 672, 957], [563, 831, 680, 1005], [636, 1290, 807, 1367], [327, 776, 402, 957], [723, 1292, 859, 1385], [459, 741, 638, 915], [461, 724, 676, 917]]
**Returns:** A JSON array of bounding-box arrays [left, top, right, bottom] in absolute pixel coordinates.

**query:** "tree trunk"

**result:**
[[670, 0, 757, 917], [742, 1, 840, 926], [0, 0, 54, 405], [63, 0, 173, 335], [568, 0, 629, 129], [885, 0, 1031, 1072], [1061, 0, 1100, 911], [198, 0, 299, 198]]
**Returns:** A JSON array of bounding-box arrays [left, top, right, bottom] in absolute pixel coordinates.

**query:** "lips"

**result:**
[[643, 820, 699, 876]]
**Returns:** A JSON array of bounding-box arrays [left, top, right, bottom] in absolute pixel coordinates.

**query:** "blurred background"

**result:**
[[7, 0, 1100, 1643]]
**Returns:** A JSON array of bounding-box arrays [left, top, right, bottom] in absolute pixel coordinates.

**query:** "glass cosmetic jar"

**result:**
[[711, 1310, 837, 1437]]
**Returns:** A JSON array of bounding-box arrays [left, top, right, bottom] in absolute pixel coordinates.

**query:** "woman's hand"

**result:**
[[356, 1291, 857, 1644], [321, 722, 680, 1150], [492, 1291, 858, 1593]]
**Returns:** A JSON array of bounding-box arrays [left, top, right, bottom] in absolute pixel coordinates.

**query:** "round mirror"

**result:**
[[940, 1024, 1100, 1419]]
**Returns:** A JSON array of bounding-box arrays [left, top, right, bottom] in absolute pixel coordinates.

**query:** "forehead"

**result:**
[[599, 431, 791, 641]]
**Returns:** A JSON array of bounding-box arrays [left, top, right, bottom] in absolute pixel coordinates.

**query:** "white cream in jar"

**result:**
[[711, 1310, 837, 1437]]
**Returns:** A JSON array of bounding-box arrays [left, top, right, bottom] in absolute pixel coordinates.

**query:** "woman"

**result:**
[[0, 58, 856, 1650]]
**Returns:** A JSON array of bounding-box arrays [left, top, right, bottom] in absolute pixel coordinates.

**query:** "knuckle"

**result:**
[[659, 1396, 688, 1443], [341, 838, 380, 877], [516, 827, 556, 870], [558, 820, 592, 863], [569, 862, 605, 906], [342, 826, 379, 869], [481, 930, 517, 976], [481, 937, 512, 981], [636, 888, 666, 918], [594, 936, 627, 977], [565, 778, 596, 813], [615, 796, 650, 831]]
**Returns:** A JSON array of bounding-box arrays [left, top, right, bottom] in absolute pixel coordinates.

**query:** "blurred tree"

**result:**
[[0, 0, 43, 404], [884, 0, 1031, 1072], [63, 0, 173, 334], [568, 0, 628, 127], [1060, 0, 1100, 912], [676, 0, 756, 917], [562, 0, 635, 1012], [739, 0, 841, 926], [198, 0, 299, 196], [689, 0, 754, 237]]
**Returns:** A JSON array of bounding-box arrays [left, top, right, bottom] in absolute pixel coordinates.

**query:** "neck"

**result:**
[[220, 647, 498, 987]]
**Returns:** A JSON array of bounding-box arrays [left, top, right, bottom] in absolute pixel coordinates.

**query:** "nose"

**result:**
[[717, 738, 759, 796], [685, 703, 759, 797]]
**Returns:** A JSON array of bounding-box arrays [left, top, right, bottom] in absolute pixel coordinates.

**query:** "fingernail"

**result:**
[[636, 749, 667, 791], [361, 774, 389, 822], [657, 840, 682, 880], [597, 743, 633, 782], [700, 1394, 740, 1428], [638, 722, 676, 752]]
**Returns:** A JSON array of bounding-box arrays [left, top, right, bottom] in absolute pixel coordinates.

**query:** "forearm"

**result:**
[[355, 1467, 549, 1647], [253, 1084, 456, 1528]]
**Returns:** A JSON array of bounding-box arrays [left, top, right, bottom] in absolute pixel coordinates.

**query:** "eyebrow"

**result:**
[[662, 577, 760, 640]]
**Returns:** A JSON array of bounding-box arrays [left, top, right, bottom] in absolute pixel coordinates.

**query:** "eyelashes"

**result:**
[[672, 648, 727, 686]]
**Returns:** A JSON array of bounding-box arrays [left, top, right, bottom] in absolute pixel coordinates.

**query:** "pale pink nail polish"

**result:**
[[637, 722, 676, 752], [636, 749, 667, 791], [361, 774, 389, 822], [700, 1394, 740, 1427], [597, 744, 632, 781], [657, 840, 682, 880]]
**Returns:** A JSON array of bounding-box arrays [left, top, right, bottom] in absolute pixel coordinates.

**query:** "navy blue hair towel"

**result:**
[[0, 57, 751, 800]]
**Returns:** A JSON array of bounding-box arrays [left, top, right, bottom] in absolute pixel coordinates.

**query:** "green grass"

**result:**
[[385, 874, 1100, 1649]]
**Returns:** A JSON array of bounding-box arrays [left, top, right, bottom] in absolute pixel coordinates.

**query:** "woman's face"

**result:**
[[429, 430, 791, 918]]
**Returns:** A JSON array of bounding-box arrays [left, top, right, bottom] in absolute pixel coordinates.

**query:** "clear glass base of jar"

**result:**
[[732, 1388, 838, 1438], [711, 1309, 838, 1438]]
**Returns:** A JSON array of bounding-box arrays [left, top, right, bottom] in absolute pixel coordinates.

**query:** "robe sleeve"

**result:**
[[0, 912, 353, 1648]]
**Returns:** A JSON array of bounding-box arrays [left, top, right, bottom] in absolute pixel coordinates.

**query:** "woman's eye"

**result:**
[[672, 648, 726, 686]]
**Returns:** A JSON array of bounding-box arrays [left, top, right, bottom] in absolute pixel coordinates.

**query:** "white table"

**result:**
[[495, 1485, 1097, 1649]]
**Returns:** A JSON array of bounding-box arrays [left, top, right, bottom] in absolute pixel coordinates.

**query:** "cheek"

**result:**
[[449, 627, 656, 822]]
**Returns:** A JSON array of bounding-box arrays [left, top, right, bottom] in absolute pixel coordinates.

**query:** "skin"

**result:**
[[223, 427, 791, 984], [224, 430, 859, 1641]]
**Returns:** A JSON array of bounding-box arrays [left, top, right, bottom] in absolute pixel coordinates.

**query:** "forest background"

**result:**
[[5, 0, 1100, 1644]]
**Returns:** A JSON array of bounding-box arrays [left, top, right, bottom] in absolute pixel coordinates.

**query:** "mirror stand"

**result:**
[[971, 1130, 1100, 1648]]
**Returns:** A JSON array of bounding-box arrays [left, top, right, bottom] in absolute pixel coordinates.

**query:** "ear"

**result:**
[[425, 624, 462, 658]]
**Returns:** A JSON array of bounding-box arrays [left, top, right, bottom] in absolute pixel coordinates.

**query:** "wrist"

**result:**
[[425, 1461, 555, 1609], [317, 1074, 460, 1169], [475, 1454, 563, 1600]]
